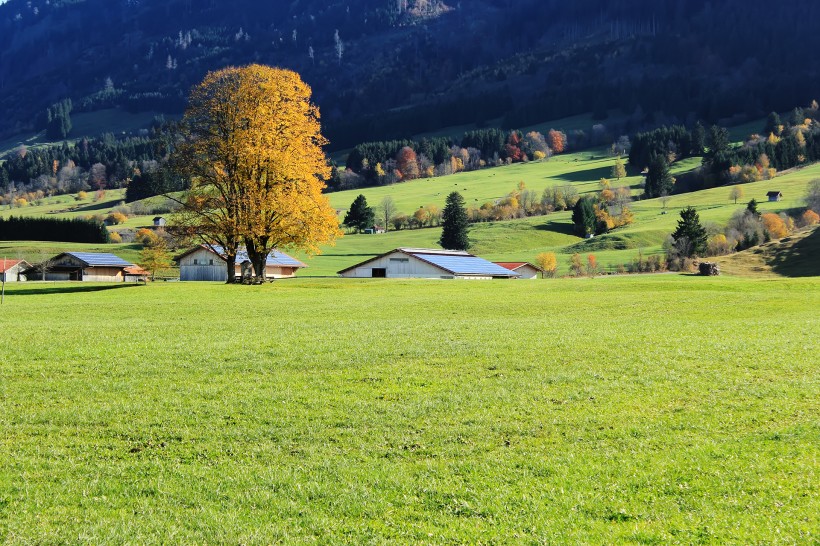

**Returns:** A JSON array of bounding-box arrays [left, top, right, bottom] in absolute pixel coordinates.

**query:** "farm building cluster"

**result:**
[[3, 247, 543, 283]]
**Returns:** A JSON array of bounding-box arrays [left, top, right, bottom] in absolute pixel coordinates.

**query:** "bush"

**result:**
[[797, 209, 819, 228], [761, 213, 790, 239], [707, 234, 732, 256], [106, 212, 128, 225], [135, 228, 157, 245], [109, 231, 122, 243]]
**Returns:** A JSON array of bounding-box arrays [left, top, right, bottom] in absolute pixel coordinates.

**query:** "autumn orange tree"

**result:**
[[172, 65, 340, 282]]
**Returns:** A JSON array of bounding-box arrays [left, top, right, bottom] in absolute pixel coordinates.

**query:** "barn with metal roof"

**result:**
[[175, 244, 307, 281], [25, 252, 134, 282], [338, 248, 520, 279]]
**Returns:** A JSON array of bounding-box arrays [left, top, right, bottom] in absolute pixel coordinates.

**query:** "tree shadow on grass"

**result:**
[[553, 165, 614, 183], [5, 283, 142, 297], [72, 199, 123, 213], [533, 221, 576, 236], [768, 228, 820, 277]]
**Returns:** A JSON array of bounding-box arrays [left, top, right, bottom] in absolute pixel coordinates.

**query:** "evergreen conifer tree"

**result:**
[[439, 191, 470, 250], [344, 194, 375, 233], [645, 154, 674, 198], [571, 196, 597, 236], [671, 206, 707, 257]]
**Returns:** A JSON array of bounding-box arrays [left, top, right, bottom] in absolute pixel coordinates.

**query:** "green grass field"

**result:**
[[0, 277, 816, 543]]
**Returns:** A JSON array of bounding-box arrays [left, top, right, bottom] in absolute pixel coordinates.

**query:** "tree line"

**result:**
[[334, 128, 564, 191], [0, 216, 109, 244], [1, 124, 175, 203]]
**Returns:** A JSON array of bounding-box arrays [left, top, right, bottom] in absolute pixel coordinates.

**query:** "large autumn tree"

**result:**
[[173, 64, 340, 282]]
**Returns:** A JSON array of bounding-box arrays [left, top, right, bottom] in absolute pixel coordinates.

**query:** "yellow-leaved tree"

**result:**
[[173, 64, 340, 282]]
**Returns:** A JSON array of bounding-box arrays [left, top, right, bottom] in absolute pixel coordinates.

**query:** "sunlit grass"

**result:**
[[0, 277, 816, 543]]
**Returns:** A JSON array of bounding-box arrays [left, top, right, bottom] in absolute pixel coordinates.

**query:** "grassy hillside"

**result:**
[[714, 226, 820, 277], [0, 277, 817, 543], [2, 142, 817, 276], [297, 161, 818, 276]]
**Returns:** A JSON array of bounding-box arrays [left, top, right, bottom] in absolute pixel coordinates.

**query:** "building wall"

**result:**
[[514, 265, 541, 279], [180, 248, 227, 282], [83, 266, 125, 282], [1, 264, 27, 282], [340, 252, 455, 278], [180, 248, 301, 281]]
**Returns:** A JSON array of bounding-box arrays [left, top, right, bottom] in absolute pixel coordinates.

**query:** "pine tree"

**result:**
[[764, 112, 782, 136], [671, 206, 707, 257], [571, 196, 596, 236], [644, 154, 674, 198], [344, 194, 375, 233], [439, 191, 470, 250]]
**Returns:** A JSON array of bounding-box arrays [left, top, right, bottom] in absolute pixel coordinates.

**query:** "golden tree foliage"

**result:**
[[535, 252, 557, 278], [761, 213, 789, 239], [173, 64, 340, 281]]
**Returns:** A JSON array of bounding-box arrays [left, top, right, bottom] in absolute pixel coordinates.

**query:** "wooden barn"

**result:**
[[494, 262, 544, 279], [26, 252, 134, 282], [1, 259, 31, 282], [338, 248, 521, 279], [766, 191, 783, 202], [176, 245, 307, 281]]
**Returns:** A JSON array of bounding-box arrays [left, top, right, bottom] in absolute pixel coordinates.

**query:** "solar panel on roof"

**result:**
[[410, 252, 519, 276], [66, 252, 133, 267]]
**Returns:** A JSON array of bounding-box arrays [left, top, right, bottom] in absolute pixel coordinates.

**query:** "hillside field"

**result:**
[[2, 148, 817, 276], [0, 277, 817, 543]]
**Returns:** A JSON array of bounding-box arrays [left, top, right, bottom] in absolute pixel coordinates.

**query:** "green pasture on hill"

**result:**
[[2, 136, 818, 276], [0, 277, 817, 543]]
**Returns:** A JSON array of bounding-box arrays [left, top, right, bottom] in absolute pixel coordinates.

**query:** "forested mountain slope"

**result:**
[[1, 0, 819, 149]]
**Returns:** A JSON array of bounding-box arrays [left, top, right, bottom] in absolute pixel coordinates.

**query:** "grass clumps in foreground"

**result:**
[[0, 277, 818, 543]]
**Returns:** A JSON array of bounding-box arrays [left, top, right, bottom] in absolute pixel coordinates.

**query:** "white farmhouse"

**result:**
[[176, 245, 306, 281], [338, 248, 520, 279]]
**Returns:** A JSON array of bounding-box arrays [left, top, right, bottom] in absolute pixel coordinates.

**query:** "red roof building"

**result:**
[[493, 262, 544, 279]]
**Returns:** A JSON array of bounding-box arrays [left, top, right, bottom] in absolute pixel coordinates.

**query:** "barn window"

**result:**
[[209, 259, 214, 265], [193, 259, 198, 265]]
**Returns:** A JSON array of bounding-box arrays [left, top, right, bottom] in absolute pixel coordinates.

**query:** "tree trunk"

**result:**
[[245, 238, 271, 283], [225, 256, 236, 283], [254, 255, 266, 283]]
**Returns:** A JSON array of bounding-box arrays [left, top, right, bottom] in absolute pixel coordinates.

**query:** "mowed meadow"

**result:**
[[0, 278, 817, 543]]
